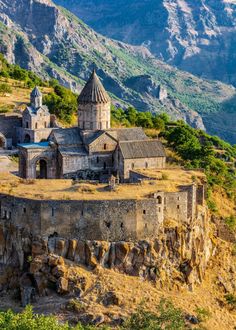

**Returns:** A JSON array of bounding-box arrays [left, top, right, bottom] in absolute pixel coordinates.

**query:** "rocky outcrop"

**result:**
[[0, 205, 214, 306], [55, 0, 236, 87], [1, 1, 236, 140]]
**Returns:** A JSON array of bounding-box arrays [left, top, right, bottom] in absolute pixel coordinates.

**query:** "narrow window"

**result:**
[[23, 207, 26, 214], [35, 123, 38, 129], [52, 208, 55, 217], [143, 210, 146, 215], [26, 122, 29, 128], [132, 163, 135, 169], [177, 205, 180, 210], [44, 122, 47, 128], [81, 210, 84, 216], [159, 207, 161, 212], [145, 162, 148, 169], [97, 157, 99, 164], [105, 221, 111, 229], [120, 222, 124, 229], [104, 144, 107, 150]]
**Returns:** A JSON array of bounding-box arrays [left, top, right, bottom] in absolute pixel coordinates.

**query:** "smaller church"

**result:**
[[18, 70, 166, 182]]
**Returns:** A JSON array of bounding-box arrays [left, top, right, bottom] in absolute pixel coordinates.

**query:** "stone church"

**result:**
[[0, 87, 57, 149], [19, 70, 166, 181]]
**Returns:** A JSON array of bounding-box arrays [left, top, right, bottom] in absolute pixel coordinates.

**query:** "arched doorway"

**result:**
[[36, 159, 47, 179], [0, 134, 6, 149], [24, 134, 31, 143]]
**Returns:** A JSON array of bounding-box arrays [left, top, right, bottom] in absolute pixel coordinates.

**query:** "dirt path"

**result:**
[[0, 155, 18, 173]]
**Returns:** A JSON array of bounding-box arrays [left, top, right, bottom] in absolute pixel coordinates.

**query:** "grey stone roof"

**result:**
[[52, 127, 83, 146], [107, 128, 147, 142], [31, 86, 42, 98], [119, 140, 166, 159], [25, 105, 49, 115], [78, 70, 110, 104], [82, 130, 104, 145]]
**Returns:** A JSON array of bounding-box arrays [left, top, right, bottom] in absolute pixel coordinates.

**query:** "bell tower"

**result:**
[[78, 70, 111, 130], [30, 86, 42, 109]]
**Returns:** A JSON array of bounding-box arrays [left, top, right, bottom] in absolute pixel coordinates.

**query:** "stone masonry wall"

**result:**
[[0, 113, 22, 146], [0, 195, 165, 241], [0, 185, 203, 242]]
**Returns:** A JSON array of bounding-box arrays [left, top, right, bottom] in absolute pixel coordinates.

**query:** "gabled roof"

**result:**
[[78, 70, 110, 104], [52, 127, 83, 146], [107, 127, 148, 142], [24, 105, 49, 116], [119, 140, 166, 159]]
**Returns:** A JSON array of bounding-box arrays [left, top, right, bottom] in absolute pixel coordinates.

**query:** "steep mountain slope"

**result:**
[[54, 0, 236, 86], [0, 0, 236, 142]]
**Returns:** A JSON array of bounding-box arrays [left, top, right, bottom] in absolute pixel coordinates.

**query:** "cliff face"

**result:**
[[54, 0, 236, 86], [1, 1, 236, 142], [0, 201, 212, 297]]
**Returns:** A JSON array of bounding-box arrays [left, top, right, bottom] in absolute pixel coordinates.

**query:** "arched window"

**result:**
[[35, 123, 38, 129], [97, 157, 99, 163], [145, 162, 148, 169], [132, 163, 135, 169], [104, 144, 107, 150], [157, 196, 162, 204], [24, 134, 31, 143], [44, 122, 47, 128]]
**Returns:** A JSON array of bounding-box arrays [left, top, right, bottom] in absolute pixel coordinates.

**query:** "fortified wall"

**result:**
[[0, 184, 205, 242]]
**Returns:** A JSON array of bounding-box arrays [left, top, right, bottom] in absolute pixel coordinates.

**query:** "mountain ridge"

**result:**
[[0, 0, 236, 142], [54, 0, 236, 87]]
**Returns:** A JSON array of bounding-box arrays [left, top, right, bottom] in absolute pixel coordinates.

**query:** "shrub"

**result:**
[[225, 216, 236, 232], [225, 294, 236, 310], [0, 83, 12, 95], [195, 307, 211, 322], [123, 298, 185, 330]]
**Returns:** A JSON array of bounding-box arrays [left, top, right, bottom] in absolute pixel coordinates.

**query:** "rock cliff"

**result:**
[[55, 0, 236, 86], [1, 1, 236, 141]]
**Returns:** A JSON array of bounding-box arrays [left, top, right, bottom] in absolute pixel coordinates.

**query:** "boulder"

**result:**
[[67, 240, 78, 261], [57, 277, 69, 294], [102, 291, 119, 306]]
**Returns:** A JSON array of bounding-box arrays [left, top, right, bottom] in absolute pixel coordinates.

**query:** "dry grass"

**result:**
[[0, 77, 53, 113], [0, 169, 206, 200], [28, 242, 236, 330], [212, 186, 236, 218]]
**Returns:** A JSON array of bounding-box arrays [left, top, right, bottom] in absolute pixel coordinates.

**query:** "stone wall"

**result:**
[[78, 103, 111, 130], [0, 195, 165, 241], [0, 113, 22, 147], [17, 127, 53, 144], [0, 184, 204, 242], [18, 146, 58, 179], [119, 155, 166, 180]]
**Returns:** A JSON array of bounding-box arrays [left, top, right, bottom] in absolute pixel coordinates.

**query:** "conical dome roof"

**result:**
[[31, 86, 42, 97], [79, 70, 110, 104]]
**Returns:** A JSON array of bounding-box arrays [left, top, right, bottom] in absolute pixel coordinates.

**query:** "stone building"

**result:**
[[18, 70, 166, 181], [0, 87, 56, 149], [17, 87, 54, 144]]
